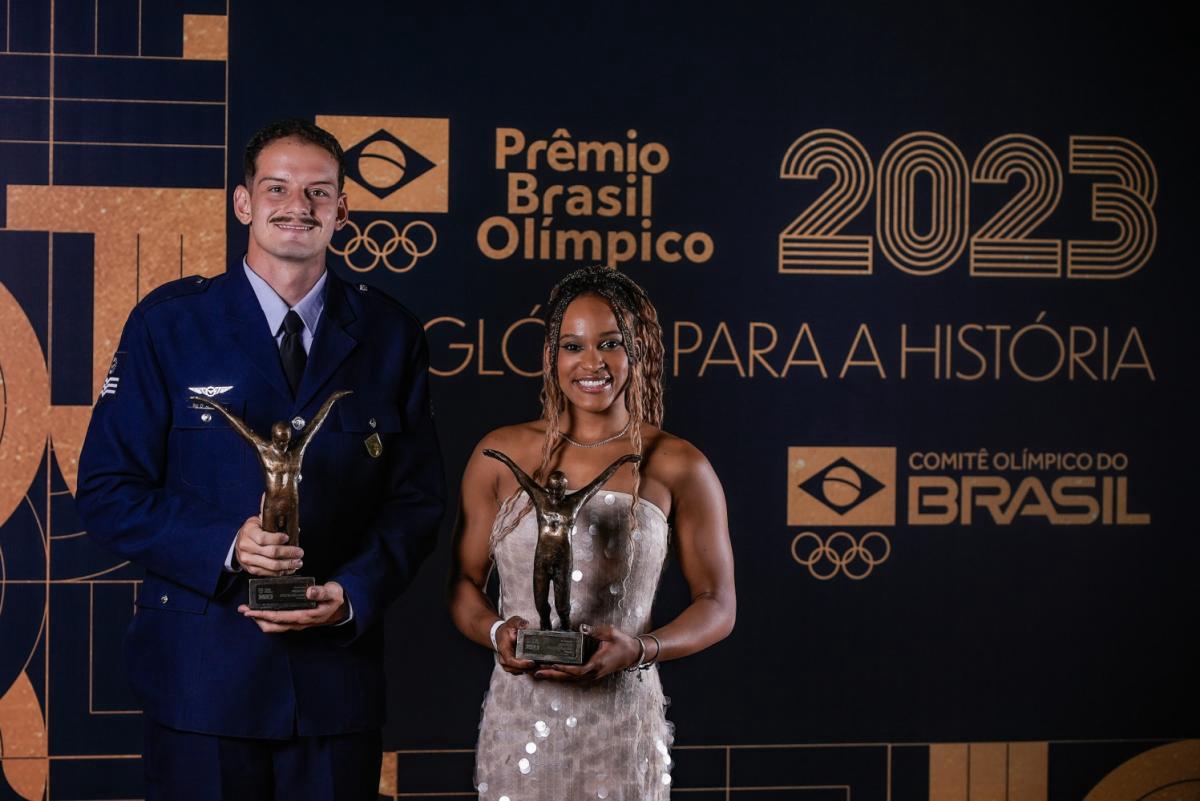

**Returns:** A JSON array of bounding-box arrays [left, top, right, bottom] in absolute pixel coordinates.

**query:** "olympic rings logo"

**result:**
[[328, 218, 437, 273], [790, 530, 891, 580]]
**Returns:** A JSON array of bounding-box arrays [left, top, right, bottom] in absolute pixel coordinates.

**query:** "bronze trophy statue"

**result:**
[[190, 390, 352, 610], [483, 449, 641, 664]]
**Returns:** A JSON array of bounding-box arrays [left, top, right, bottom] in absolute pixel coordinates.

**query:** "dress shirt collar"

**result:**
[[242, 259, 327, 342]]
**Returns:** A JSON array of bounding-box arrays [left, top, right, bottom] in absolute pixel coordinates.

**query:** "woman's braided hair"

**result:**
[[491, 266, 665, 549]]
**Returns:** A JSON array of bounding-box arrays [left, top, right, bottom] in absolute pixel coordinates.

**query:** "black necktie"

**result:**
[[280, 309, 306, 394]]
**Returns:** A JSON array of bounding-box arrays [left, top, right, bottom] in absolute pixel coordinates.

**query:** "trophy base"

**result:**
[[516, 629, 597, 665], [248, 576, 317, 610]]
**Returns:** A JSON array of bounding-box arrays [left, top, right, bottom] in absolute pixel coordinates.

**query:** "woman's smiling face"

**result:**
[[555, 292, 631, 417]]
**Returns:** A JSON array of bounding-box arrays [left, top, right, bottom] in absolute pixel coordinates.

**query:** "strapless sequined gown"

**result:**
[[475, 490, 674, 801]]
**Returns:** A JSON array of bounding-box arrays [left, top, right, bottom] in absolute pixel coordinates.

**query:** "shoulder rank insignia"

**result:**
[[98, 352, 126, 400]]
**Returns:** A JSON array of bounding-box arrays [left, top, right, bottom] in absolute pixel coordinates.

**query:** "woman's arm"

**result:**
[[643, 440, 736, 663], [447, 433, 535, 673]]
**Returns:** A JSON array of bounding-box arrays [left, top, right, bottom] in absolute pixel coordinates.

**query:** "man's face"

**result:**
[[234, 137, 347, 267]]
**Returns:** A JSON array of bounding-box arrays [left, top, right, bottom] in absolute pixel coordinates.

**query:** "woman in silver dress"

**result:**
[[449, 266, 736, 801]]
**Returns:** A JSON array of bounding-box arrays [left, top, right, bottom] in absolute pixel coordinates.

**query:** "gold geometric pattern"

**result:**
[[371, 740, 1200, 800], [5, 186, 226, 495], [0, 672, 47, 801], [182, 14, 229, 61], [930, 742, 1048, 801], [1084, 740, 1200, 801], [1, 7, 230, 799]]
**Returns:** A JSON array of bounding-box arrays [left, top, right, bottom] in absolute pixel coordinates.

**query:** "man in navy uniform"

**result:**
[[76, 119, 445, 800]]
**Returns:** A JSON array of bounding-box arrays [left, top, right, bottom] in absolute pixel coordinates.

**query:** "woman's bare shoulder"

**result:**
[[472, 420, 547, 468], [640, 426, 715, 486]]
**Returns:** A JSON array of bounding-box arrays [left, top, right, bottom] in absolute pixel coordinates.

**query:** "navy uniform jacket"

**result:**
[[76, 263, 445, 739]]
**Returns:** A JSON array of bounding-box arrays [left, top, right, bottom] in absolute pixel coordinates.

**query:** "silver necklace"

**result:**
[[561, 419, 632, 448]]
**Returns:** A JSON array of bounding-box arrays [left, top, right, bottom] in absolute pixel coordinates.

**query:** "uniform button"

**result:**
[[291, 416, 305, 430], [357, 283, 368, 292], [159, 595, 169, 605], [368, 418, 377, 429], [200, 412, 212, 423]]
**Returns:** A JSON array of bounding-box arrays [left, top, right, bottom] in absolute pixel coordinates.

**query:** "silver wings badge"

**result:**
[[187, 385, 234, 398]]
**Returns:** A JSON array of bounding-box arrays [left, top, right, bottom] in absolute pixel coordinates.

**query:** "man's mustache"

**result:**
[[268, 215, 320, 227]]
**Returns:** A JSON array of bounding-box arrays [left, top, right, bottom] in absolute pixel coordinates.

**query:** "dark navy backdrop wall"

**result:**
[[0, 1, 1194, 798]]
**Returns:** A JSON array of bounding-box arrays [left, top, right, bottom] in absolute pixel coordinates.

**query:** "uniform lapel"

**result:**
[[294, 275, 358, 411], [222, 263, 294, 402]]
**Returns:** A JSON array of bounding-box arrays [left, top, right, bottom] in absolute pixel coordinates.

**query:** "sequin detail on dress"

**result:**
[[475, 491, 673, 800]]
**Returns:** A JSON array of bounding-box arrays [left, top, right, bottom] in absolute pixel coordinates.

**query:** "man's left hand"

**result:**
[[238, 581, 349, 632]]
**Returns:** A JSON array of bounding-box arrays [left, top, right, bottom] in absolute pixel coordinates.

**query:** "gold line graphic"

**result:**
[[223, 1, 229, 188], [1, 140, 224, 149], [44, 403, 52, 799], [3, 50, 202, 61], [779, 129, 874, 275], [1067, 136, 1158, 279], [366, 740, 1194, 800], [970, 134, 1063, 278], [0, 96, 226, 105], [48, 0, 54, 186], [877, 132, 969, 275], [48, 530, 87, 540], [62, 563, 133, 582]]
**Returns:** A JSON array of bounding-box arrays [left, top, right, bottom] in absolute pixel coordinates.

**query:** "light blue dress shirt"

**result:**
[[243, 259, 327, 353]]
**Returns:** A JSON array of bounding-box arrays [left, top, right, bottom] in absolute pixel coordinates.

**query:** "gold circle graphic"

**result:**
[[790, 530, 891, 580], [822, 465, 863, 507], [358, 139, 408, 189], [1084, 740, 1200, 801], [329, 219, 438, 273]]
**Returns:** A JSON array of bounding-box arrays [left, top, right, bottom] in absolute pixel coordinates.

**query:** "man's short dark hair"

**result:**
[[243, 118, 345, 190]]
